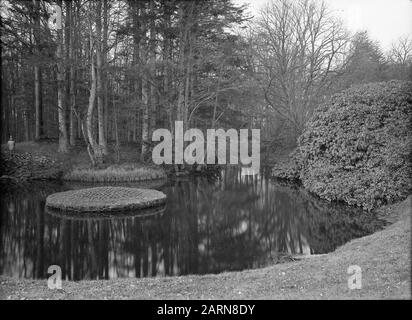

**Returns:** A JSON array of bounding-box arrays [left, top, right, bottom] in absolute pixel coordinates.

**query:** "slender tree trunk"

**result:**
[[96, 0, 107, 155], [176, 5, 191, 127], [149, 1, 156, 136], [113, 86, 120, 163], [68, 0, 76, 146], [103, 0, 109, 143], [86, 19, 97, 166], [33, 0, 43, 140], [177, 37, 186, 124], [24, 109, 30, 141], [140, 5, 150, 162], [141, 72, 149, 161], [57, 0, 69, 153], [163, 5, 172, 131], [34, 65, 43, 140], [184, 32, 192, 127]]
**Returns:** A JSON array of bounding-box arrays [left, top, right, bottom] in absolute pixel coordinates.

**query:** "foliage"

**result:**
[[271, 149, 301, 181], [0, 151, 63, 181], [339, 31, 387, 87], [291, 80, 412, 210], [273, 81, 412, 209]]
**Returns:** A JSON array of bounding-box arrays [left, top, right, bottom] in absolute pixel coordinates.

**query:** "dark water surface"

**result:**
[[0, 167, 385, 280]]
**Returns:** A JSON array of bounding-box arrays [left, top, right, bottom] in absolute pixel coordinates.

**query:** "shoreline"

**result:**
[[1, 196, 410, 300]]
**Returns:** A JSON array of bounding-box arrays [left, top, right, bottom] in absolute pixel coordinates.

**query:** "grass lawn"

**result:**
[[1, 196, 410, 300]]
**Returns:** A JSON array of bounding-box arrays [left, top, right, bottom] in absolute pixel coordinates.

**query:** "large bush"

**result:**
[[0, 152, 63, 181], [293, 80, 411, 210]]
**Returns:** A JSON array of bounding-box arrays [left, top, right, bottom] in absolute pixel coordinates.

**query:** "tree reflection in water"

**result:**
[[0, 167, 385, 280]]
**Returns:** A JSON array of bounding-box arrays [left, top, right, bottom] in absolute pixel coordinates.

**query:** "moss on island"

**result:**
[[45, 187, 167, 213]]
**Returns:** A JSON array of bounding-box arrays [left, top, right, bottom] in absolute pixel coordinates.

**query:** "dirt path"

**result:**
[[0, 197, 410, 300]]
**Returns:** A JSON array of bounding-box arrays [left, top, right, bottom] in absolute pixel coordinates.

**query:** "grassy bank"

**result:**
[[63, 164, 166, 182], [1, 141, 166, 182], [1, 196, 409, 300]]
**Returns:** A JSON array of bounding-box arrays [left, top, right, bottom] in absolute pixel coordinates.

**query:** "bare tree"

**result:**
[[388, 36, 412, 65], [253, 0, 349, 137]]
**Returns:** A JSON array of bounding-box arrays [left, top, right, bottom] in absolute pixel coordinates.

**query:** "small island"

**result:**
[[45, 186, 167, 213]]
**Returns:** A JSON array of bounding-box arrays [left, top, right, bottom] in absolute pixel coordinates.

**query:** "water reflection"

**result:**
[[0, 167, 385, 280]]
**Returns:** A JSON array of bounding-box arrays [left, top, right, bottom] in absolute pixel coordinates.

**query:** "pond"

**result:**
[[0, 166, 386, 280]]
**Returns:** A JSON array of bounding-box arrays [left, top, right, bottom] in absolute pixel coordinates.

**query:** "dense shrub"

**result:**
[[282, 81, 412, 210], [0, 151, 63, 181], [271, 149, 301, 181]]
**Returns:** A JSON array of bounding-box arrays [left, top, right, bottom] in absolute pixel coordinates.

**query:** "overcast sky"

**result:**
[[235, 0, 412, 50]]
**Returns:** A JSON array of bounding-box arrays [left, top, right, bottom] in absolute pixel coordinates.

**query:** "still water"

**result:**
[[0, 167, 385, 280]]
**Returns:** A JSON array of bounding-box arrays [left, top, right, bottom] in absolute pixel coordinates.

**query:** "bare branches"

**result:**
[[252, 0, 350, 136], [388, 36, 412, 65]]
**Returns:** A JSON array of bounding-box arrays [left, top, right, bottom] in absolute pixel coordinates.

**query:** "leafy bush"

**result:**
[[271, 149, 301, 181], [288, 80, 412, 210], [0, 151, 63, 181]]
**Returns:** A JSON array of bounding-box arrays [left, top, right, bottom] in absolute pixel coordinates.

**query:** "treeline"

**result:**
[[1, 0, 411, 163]]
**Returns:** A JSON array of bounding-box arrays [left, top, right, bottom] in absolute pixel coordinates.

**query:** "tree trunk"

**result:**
[[113, 86, 120, 163], [103, 0, 109, 143], [140, 4, 149, 162], [141, 75, 150, 162], [24, 109, 30, 141], [34, 65, 43, 140], [163, 4, 172, 131], [68, 0, 76, 146], [33, 0, 43, 140], [149, 1, 156, 137], [57, 0, 69, 153], [96, 0, 108, 155], [86, 19, 97, 166]]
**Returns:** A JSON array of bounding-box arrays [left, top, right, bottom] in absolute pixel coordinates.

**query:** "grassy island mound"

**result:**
[[63, 164, 167, 182], [274, 80, 412, 210], [45, 187, 167, 213]]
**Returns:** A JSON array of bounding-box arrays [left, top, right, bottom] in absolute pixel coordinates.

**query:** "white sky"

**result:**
[[235, 0, 412, 50]]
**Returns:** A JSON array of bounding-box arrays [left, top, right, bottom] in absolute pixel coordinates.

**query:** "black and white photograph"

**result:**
[[0, 0, 411, 307]]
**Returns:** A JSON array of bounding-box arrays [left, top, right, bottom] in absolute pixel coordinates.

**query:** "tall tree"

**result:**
[[68, 0, 77, 146], [253, 0, 349, 137], [32, 0, 43, 140], [341, 31, 387, 86], [140, 2, 150, 162], [387, 36, 412, 80], [96, 0, 108, 154], [56, 0, 69, 153], [86, 8, 98, 165]]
